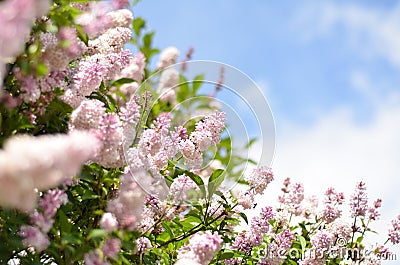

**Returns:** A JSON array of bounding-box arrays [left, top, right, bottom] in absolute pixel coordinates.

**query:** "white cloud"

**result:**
[[295, 2, 400, 67]]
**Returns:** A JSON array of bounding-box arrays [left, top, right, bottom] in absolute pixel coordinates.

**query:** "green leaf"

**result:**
[[87, 229, 107, 240], [81, 189, 100, 200], [238, 212, 248, 224], [219, 251, 234, 260], [111, 78, 135, 88], [207, 169, 225, 199], [297, 235, 307, 251], [58, 210, 72, 233], [192, 74, 205, 94], [133, 17, 146, 36]]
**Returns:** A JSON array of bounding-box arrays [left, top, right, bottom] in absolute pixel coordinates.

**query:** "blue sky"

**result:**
[[134, 1, 400, 257]]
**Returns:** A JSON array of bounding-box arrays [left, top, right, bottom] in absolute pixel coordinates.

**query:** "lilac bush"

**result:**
[[0, 1, 399, 264]]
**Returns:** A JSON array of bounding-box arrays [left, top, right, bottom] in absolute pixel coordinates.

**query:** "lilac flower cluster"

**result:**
[[136, 237, 152, 253], [179, 111, 225, 169], [0, 131, 99, 211], [321, 187, 345, 223], [349, 181, 369, 218], [231, 206, 275, 254], [40, 28, 86, 72], [278, 180, 305, 215], [69, 96, 140, 168], [0, 0, 50, 88], [106, 173, 145, 231], [168, 174, 198, 204], [388, 215, 400, 244], [19, 189, 68, 252], [258, 229, 295, 265], [176, 231, 223, 265], [238, 166, 274, 209]]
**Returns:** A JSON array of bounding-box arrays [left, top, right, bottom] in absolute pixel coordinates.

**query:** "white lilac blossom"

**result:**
[[176, 231, 222, 265], [326, 218, 352, 242], [157, 46, 179, 69], [0, 131, 99, 211], [157, 67, 179, 103], [0, 0, 50, 88], [106, 9, 133, 29]]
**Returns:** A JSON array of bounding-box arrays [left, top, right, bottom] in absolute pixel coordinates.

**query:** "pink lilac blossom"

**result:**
[[169, 174, 198, 204], [84, 250, 111, 265], [0, 131, 99, 211], [301, 195, 319, 218], [278, 182, 304, 215], [102, 238, 121, 258], [69, 99, 106, 131], [107, 173, 145, 231], [176, 231, 222, 265], [321, 187, 345, 223], [388, 215, 400, 244], [136, 237, 152, 253], [20, 189, 68, 252], [89, 27, 132, 55], [100, 212, 119, 233], [157, 46, 179, 69], [75, 2, 112, 38], [94, 113, 124, 168], [18, 226, 50, 253], [245, 166, 274, 194], [179, 111, 225, 169], [40, 29, 86, 72], [38, 70, 69, 93], [259, 229, 295, 265], [350, 181, 368, 218], [368, 198, 382, 221], [237, 189, 255, 210], [112, 0, 129, 9], [39, 189, 68, 218], [14, 69, 40, 102], [0, 0, 50, 88], [64, 50, 131, 106], [119, 53, 146, 82]]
